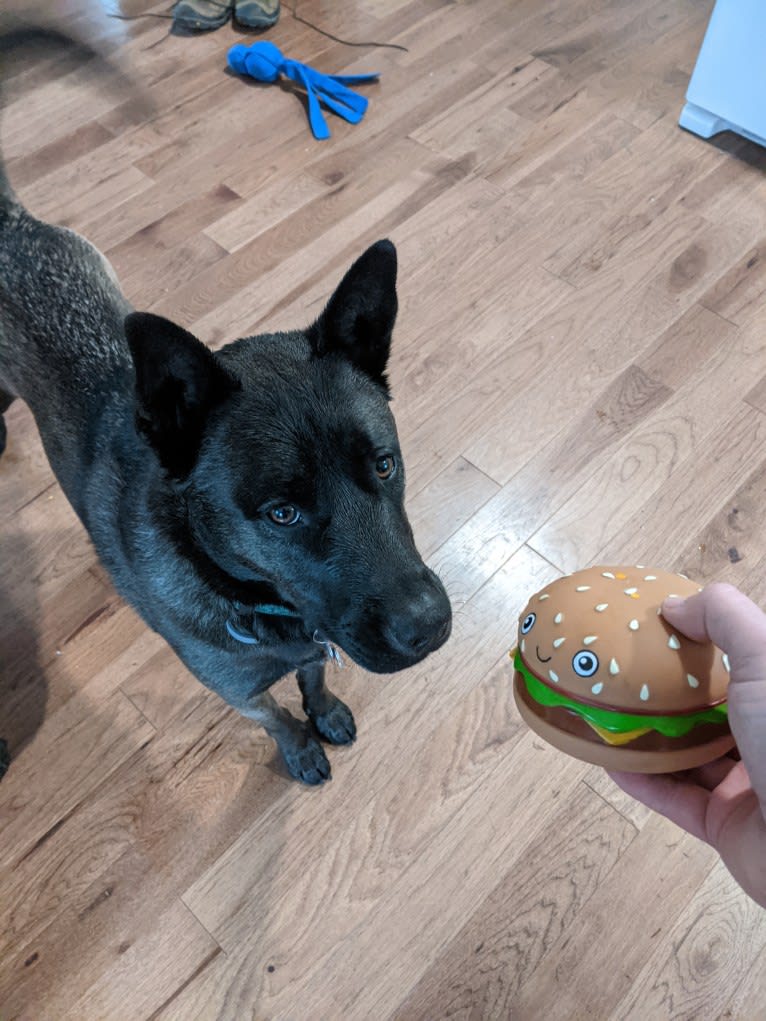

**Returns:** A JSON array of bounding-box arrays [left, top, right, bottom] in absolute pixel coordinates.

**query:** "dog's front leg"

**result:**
[[297, 662, 357, 746], [163, 634, 333, 784], [240, 690, 331, 786]]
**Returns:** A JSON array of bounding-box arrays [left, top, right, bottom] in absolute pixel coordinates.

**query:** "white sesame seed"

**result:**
[[640, 684, 650, 701], [583, 635, 598, 645], [629, 619, 639, 631], [521, 638, 526, 653], [644, 575, 657, 581], [625, 587, 638, 595], [595, 603, 609, 612], [610, 658, 620, 675], [539, 593, 550, 601], [636, 564, 645, 569], [687, 674, 699, 688], [549, 670, 559, 683], [722, 653, 730, 673], [591, 682, 604, 695], [668, 635, 681, 650], [553, 637, 566, 648], [576, 586, 591, 592], [554, 613, 564, 624], [679, 574, 689, 580], [602, 572, 615, 579]]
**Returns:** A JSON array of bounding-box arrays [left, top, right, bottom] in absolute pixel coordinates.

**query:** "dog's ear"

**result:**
[[307, 239, 398, 392], [124, 311, 240, 479]]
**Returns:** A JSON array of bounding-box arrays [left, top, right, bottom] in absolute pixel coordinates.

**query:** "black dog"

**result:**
[[0, 27, 451, 783]]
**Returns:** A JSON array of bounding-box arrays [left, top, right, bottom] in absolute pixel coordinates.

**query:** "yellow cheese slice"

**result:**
[[584, 719, 653, 746]]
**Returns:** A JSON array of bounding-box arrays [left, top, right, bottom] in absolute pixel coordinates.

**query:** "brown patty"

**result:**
[[515, 674, 731, 752]]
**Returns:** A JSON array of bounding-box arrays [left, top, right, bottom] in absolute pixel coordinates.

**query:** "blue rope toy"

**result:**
[[227, 40, 379, 140]]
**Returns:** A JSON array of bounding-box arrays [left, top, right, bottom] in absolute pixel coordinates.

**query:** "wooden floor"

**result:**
[[2, 0, 766, 1017]]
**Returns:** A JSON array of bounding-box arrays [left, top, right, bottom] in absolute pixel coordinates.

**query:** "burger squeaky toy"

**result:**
[[512, 566, 734, 773]]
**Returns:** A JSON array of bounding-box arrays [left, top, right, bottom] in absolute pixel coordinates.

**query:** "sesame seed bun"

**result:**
[[512, 566, 735, 772]]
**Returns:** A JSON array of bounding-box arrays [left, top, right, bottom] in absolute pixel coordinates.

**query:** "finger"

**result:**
[[662, 583, 766, 678], [729, 702, 766, 819], [704, 761, 757, 848], [679, 756, 739, 792], [607, 770, 711, 843], [662, 584, 766, 816]]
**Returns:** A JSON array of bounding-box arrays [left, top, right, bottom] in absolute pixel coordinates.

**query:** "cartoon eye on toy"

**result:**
[[521, 613, 537, 635], [573, 650, 599, 677]]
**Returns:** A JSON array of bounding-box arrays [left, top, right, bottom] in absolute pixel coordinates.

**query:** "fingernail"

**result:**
[[663, 595, 686, 609]]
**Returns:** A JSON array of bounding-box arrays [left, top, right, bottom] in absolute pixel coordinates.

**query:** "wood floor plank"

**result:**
[[61, 901, 220, 1021], [0, 694, 255, 1014], [728, 942, 766, 1019], [5, 486, 97, 605], [0, 403, 53, 519], [702, 239, 766, 327], [612, 862, 766, 1020], [674, 456, 766, 589], [462, 210, 753, 487], [427, 364, 674, 601], [594, 406, 766, 572], [406, 456, 500, 560], [447, 208, 707, 485], [174, 159, 478, 343], [534, 402, 766, 574], [2, 63, 136, 160], [571, 7, 710, 130], [486, 109, 640, 210], [507, 816, 716, 1020], [0, 569, 121, 740], [0, 689, 155, 870], [392, 781, 638, 1021], [167, 677, 589, 1018], [507, 0, 698, 125]]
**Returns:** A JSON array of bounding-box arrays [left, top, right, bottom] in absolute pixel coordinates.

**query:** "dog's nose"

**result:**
[[384, 583, 452, 659]]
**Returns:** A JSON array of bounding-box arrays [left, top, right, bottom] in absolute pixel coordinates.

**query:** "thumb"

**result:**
[[663, 583, 766, 816]]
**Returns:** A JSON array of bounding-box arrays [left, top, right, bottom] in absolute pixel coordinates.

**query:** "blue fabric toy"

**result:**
[[227, 40, 380, 140]]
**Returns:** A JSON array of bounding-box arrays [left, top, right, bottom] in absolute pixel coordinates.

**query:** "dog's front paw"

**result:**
[[310, 697, 357, 746], [281, 731, 332, 785]]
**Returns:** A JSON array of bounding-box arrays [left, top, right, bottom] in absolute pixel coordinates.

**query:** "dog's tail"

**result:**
[[0, 20, 150, 206]]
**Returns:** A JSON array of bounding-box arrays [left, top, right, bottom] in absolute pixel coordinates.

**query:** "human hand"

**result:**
[[609, 583, 766, 908]]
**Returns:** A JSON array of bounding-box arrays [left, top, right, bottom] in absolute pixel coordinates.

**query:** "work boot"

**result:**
[[234, 0, 280, 29], [172, 0, 233, 31]]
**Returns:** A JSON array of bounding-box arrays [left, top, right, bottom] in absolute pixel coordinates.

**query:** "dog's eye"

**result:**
[[375, 455, 396, 480], [268, 505, 301, 526]]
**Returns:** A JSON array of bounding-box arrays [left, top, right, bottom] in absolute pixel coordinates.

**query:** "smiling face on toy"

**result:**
[[512, 565, 734, 773]]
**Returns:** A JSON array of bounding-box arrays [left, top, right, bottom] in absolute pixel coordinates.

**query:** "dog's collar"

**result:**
[[248, 601, 302, 619], [176, 499, 342, 659], [225, 616, 343, 665], [226, 601, 301, 645]]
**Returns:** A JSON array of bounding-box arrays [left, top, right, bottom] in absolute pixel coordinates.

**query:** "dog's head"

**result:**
[[124, 240, 451, 672]]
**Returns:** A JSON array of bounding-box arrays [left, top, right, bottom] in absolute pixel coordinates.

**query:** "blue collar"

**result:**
[[250, 602, 301, 618], [226, 614, 344, 666], [227, 600, 302, 645], [226, 619, 260, 644]]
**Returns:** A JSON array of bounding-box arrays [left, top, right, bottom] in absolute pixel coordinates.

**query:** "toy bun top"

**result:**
[[517, 565, 730, 715]]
